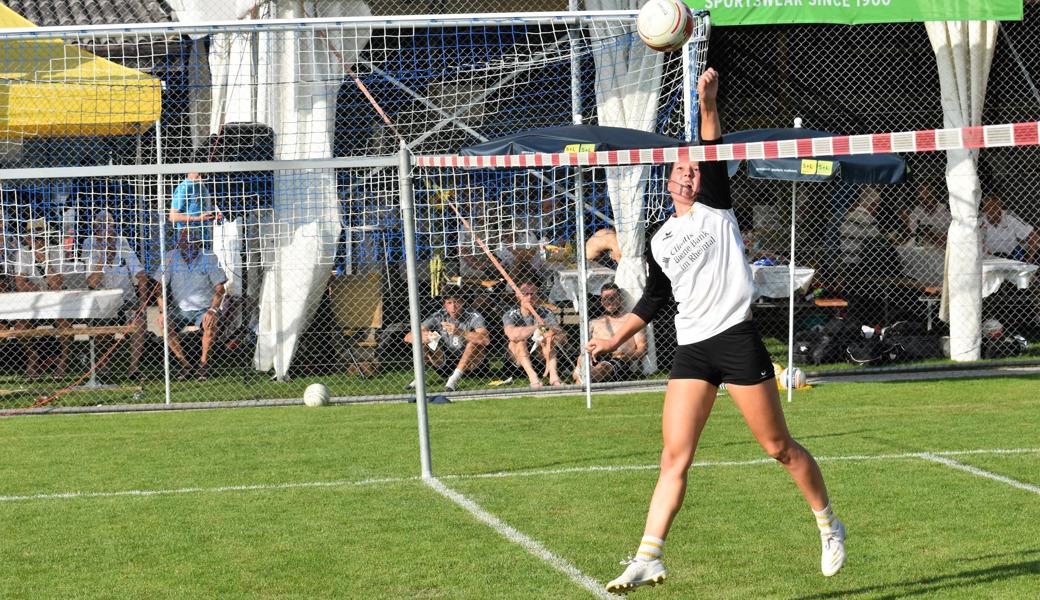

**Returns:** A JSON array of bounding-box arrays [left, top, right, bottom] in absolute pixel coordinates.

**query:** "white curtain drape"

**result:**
[[586, 0, 664, 373], [173, 0, 372, 377], [925, 20, 996, 361]]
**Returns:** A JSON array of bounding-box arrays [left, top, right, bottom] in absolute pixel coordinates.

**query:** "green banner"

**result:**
[[683, 0, 1023, 26]]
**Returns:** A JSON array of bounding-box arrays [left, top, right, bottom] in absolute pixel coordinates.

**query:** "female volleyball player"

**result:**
[[592, 68, 846, 593]]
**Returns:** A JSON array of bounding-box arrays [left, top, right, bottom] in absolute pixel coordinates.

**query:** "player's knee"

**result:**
[[660, 445, 694, 473], [765, 438, 797, 464]]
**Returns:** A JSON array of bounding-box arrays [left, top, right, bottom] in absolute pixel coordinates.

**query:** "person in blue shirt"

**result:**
[[169, 172, 219, 234]]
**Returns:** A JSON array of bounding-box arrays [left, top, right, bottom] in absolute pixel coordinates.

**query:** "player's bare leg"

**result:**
[[727, 379, 846, 576], [607, 379, 716, 593]]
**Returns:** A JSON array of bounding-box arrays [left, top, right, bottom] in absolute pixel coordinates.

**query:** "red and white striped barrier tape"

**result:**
[[415, 121, 1040, 169]]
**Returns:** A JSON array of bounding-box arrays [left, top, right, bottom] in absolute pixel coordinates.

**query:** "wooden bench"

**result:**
[[0, 323, 134, 340]]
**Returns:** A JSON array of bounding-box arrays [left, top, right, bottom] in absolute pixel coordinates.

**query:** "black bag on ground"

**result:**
[[982, 334, 1027, 359], [794, 318, 862, 365], [881, 321, 943, 361], [846, 337, 898, 366]]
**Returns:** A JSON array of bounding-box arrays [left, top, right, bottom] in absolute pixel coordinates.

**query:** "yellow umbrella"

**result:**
[[0, 2, 161, 138]]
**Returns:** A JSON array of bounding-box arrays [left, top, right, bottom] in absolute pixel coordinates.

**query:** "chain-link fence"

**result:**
[[0, 11, 703, 410], [715, 12, 1040, 368], [1, 5, 1039, 412]]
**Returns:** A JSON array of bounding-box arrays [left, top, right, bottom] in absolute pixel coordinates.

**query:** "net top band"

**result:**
[[414, 121, 1040, 169]]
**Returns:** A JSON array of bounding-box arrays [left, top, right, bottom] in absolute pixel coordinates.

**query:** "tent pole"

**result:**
[[787, 117, 803, 403], [567, 5, 593, 408], [156, 120, 172, 405]]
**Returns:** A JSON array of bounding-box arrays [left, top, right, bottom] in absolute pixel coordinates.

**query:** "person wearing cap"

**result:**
[[82, 211, 149, 381], [153, 228, 227, 381], [9, 217, 75, 379]]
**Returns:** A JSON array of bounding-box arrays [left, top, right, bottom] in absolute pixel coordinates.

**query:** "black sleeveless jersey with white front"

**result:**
[[631, 138, 755, 345]]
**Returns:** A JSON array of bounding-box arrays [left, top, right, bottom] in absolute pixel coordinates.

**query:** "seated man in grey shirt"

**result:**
[[405, 291, 489, 392]]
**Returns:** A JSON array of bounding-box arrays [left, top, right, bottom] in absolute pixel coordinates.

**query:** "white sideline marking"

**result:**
[[1, 447, 1037, 504], [425, 477, 615, 599], [0, 476, 416, 502], [917, 453, 1040, 496]]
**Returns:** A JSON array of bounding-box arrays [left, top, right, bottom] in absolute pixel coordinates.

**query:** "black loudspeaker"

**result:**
[[199, 122, 275, 214]]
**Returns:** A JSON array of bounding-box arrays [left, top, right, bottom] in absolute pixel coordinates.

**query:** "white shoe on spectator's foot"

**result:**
[[606, 557, 667, 594], [820, 518, 846, 576]]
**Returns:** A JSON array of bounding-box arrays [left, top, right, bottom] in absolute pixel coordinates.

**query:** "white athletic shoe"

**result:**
[[606, 557, 667, 594], [820, 518, 846, 577]]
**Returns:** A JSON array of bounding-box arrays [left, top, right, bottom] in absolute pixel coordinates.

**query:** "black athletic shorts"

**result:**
[[669, 320, 775, 386]]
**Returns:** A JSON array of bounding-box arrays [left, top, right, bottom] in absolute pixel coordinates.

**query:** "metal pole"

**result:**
[[574, 170, 593, 409], [400, 142, 433, 479], [156, 120, 172, 405], [787, 117, 803, 403], [682, 37, 695, 142], [567, 6, 594, 408], [568, 10, 582, 126]]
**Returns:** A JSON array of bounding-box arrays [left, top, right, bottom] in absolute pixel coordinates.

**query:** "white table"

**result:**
[[0, 289, 126, 389], [896, 243, 1038, 297], [0, 289, 124, 320], [981, 257, 1038, 297], [751, 265, 816, 300], [550, 266, 616, 306]]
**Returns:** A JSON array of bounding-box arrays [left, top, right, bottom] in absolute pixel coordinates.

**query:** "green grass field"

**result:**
[[1, 376, 1038, 599]]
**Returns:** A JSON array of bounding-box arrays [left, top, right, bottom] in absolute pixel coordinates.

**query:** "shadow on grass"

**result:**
[[794, 552, 1040, 600]]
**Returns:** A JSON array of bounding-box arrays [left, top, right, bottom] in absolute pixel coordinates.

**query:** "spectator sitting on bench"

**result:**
[[572, 283, 646, 385], [981, 194, 1039, 263], [10, 217, 74, 380], [82, 210, 149, 381], [154, 229, 226, 381], [900, 181, 950, 248], [503, 278, 566, 388], [404, 291, 489, 392]]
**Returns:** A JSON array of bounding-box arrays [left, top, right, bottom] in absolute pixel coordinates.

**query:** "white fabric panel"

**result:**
[[925, 21, 997, 361], [212, 219, 243, 296], [174, 0, 372, 377], [587, 0, 664, 374]]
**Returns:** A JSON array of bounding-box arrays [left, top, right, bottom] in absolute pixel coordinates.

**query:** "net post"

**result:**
[[400, 142, 433, 479]]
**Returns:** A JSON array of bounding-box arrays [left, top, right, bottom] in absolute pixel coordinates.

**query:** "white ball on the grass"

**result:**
[[303, 383, 330, 407], [637, 0, 694, 53], [779, 367, 806, 390]]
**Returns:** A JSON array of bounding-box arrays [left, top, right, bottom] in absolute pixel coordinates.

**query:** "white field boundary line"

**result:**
[[2, 447, 1037, 504], [415, 120, 1040, 169], [425, 477, 615, 599], [916, 453, 1040, 496]]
